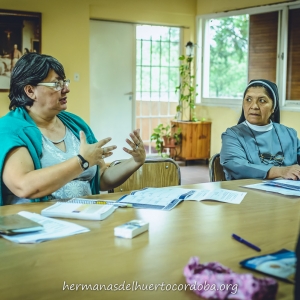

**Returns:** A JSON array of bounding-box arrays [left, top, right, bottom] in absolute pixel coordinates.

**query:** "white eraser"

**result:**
[[114, 220, 149, 239]]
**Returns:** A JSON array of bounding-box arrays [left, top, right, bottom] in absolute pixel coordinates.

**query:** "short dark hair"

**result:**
[[8, 53, 66, 110]]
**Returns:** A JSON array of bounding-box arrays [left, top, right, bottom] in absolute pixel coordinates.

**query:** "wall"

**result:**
[[0, 0, 197, 122], [197, 0, 292, 14], [0, 0, 90, 121], [89, 0, 197, 58], [196, 0, 300, 156]]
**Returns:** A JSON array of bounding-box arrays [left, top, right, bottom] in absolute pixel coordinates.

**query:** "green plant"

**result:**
[[150, 123, 181, 155], [175, 54, 198, 122]]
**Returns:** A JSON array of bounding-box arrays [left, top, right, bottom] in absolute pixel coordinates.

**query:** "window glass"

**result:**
[[207, 15, 249, 98], [286, 8, 300, 100], [136, 25, 181, 155]]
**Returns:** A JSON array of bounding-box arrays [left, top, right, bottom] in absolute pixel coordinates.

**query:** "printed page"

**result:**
[[120, 187, 246, 205], [0, 211, 89, 244], [243, 183, 300, 196], [265, 179, 300, 191], [119, 188, 194, 206], [184, 189, 246, 204]]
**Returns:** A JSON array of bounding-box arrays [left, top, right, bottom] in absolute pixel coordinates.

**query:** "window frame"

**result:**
[[196, 0, 300, 111]]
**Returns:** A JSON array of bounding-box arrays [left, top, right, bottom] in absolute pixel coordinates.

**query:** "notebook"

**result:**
[[0, 214, 44, 235], [240, 248, 296, 283], [41, 202, 116, 221]]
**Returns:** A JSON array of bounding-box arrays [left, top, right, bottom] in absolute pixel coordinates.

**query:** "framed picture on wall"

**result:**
[[0, 9, 41, 92]]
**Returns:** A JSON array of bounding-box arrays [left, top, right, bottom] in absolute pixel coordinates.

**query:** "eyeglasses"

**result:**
[[37, 79, 70, 91], [259, 152, 284, 166], [244, 121, 285, 167]]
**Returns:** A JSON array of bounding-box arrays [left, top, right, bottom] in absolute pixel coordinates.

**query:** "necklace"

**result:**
[[43, 126, 67, 145], [244, 122, 284, 166], [48, 136, 66, 144]]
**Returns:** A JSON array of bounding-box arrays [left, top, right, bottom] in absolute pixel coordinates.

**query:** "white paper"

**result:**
[[120, 187, 246, 205], [243, 183, 300, 196], [0, 211, 90, 244], [264, 179, 300, 191], [120, 188, 192, 206], [184, 189, 246, 204]]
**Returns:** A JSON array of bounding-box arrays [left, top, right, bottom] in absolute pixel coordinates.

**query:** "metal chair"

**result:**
[[108, 157, 181, 193], [209, 153, 226, 182]]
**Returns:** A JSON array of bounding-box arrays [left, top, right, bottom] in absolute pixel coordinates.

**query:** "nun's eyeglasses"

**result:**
[[259, 152, 284, 166], [245, 122, 285, 167]]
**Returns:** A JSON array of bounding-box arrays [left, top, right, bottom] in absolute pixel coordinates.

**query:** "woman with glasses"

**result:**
[[220, 79, 300, 180], [0, 53, 146, 205]]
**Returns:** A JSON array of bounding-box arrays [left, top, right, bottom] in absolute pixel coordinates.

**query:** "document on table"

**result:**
[[184, 189, 246, 204], [0, 211, 90, 244], [264, 179, 300, 191], [117, 187, 246, 209], [243, 182, 300, 196], [118, 187, 192, 210]]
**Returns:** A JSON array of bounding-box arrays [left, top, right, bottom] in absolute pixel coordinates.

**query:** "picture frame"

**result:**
[[0, 9, 41, 92]]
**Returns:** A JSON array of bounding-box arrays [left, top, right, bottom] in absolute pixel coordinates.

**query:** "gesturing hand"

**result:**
[[123, 129, 146, 164], [79, 131, 117, 167]]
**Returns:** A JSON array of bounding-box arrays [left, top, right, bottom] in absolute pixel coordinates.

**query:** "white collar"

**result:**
[[243, 120, 273, 132]]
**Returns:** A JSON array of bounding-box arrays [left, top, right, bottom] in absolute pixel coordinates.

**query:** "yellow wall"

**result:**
[[196, 0, 300, 156], [90, 0, 196, 60], [197, 0, 292, 14], [0, 0, 197, 120], [0, 0, 90, 120]]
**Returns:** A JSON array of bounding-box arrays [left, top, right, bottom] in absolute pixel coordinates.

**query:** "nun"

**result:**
[[220, 79, 300, 180]]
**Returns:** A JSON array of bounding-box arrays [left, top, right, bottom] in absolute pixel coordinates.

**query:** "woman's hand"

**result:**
[[79, 131, 117, 166], [123, 129, 146, 165], [269, 164, 300, 180]]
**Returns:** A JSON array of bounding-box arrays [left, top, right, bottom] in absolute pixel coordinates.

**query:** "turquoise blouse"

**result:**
[[0, 107, 100, 206]]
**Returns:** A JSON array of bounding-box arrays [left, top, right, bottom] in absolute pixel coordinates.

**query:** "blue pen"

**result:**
[[232, 234, 261, 252]]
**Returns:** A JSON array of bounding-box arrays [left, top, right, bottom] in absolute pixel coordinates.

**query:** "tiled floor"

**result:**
[[176, 159, 210, 185]]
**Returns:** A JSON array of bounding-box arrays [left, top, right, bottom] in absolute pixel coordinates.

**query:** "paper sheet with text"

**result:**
[[119, 187, 246, 205]]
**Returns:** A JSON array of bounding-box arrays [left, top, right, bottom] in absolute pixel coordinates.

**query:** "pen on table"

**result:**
[[95, 201, 133, 208], [232, 233, 261, 252]]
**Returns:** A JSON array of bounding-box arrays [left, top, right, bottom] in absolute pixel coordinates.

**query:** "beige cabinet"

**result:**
[[171, 121, 211, 164]]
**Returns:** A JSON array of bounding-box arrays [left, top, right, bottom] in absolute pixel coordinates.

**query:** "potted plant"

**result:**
[[150, 123, 181, 156], [175, 41, 198, 122]]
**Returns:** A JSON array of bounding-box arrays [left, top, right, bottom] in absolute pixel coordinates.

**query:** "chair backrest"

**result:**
[[209, 153, 226, 182], [108, 157, 181, 193]]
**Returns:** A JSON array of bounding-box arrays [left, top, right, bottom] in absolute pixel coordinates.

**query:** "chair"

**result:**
[[209, 153, 226, 182], [108, 157, 181, 193]]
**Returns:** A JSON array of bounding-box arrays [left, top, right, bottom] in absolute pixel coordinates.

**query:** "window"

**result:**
[[136, 25, 181, 154], [204, 15, 249, 99], [197, 1, 300, 110]]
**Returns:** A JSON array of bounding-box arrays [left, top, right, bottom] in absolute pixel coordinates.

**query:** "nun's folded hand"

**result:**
[[279, 164, 300, 180]]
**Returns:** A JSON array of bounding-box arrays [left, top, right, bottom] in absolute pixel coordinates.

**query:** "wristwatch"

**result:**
[[77, 154, 89, 170]]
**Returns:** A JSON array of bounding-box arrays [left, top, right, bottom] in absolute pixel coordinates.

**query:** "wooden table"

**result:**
[[0, 179, 298, 300]]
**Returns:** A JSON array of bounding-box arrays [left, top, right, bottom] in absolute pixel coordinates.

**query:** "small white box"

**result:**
[[114, 220, 149, 239]]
